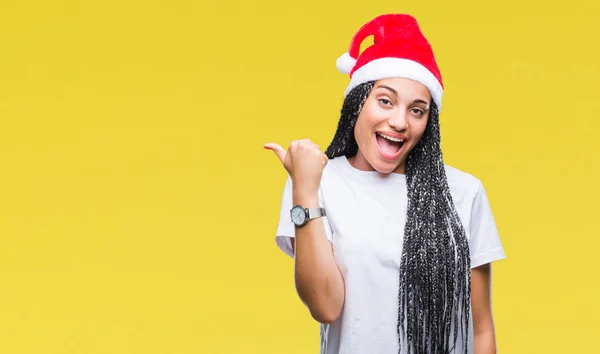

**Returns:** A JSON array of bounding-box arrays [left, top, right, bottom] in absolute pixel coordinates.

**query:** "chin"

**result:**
[[369, 156, 403, 174]]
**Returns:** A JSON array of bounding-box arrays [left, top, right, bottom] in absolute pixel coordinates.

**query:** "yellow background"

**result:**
[[1, 0, 598, 353]]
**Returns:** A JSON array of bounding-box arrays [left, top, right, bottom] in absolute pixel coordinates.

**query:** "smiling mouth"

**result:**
[[376, 132, 404, 156]]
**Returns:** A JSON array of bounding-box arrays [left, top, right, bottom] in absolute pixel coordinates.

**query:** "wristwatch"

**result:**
[[290, 204, 327, 227]]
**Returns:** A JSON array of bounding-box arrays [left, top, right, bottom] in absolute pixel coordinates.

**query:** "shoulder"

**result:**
[[443, 164, 484, 203], [322, 156, 349, 180], [443, 164, 481, 186], [325, 155, 347, 170], [280, 156, 348, 191]]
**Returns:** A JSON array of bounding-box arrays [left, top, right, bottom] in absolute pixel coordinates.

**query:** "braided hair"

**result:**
[[324, 81, 471, 354]]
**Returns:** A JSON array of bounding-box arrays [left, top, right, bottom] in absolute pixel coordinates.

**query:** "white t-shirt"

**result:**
[[275, 155, 506, 354]]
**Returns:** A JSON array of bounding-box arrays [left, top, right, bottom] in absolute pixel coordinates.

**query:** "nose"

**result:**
[[387, 111, 409, 131]]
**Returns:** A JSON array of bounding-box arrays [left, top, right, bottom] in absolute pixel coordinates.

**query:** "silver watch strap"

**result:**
[[306, 207, 327, 219]]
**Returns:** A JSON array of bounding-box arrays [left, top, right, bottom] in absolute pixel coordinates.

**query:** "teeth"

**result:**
[[378, 133, 403, 142]]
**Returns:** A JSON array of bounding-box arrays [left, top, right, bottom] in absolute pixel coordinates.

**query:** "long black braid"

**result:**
[[324, 81, 471, 354]]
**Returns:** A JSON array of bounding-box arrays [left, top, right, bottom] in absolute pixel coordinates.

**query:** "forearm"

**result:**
[[292, 190, 345, 324], [471, 263, 497, 354], [473, 329, 497, 354]]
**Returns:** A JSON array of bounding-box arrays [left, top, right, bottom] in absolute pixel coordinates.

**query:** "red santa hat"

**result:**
[[336, 14, 444, 111]]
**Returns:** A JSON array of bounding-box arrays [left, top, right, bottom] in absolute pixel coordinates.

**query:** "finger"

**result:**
[[263, 143, 287, 163], [290, 139, 311, 151]]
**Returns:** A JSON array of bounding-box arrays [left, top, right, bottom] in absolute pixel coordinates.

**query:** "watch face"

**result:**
[[291, 205, 306, 225]]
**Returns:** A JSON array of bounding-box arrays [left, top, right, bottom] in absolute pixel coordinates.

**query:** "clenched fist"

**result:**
[[264, 139, 329, 195]]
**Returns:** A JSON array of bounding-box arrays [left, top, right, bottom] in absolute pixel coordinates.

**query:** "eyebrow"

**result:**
[[375, 85, 430, 107]]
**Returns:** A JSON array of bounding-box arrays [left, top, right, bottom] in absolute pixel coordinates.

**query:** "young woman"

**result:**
[[264, 14, 506, 354]]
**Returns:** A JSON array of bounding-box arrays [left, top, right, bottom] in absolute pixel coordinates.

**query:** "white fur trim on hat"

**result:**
[[344, 57, 444, 111], [336, 52, 357, 75]]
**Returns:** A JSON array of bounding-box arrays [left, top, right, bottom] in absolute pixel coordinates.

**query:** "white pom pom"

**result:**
[[336, 52, 356, 74]]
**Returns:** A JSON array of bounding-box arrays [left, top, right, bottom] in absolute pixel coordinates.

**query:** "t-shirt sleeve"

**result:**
[[274, 176, 334, 258], [468, 180, 506, 269]]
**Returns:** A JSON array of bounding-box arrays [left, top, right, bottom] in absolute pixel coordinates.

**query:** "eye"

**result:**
[[410, 108, 425, 117], [378, 98, 392, 107]]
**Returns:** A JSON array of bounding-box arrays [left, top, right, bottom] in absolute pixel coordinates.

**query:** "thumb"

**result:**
[[263, 143, 287, 163]]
